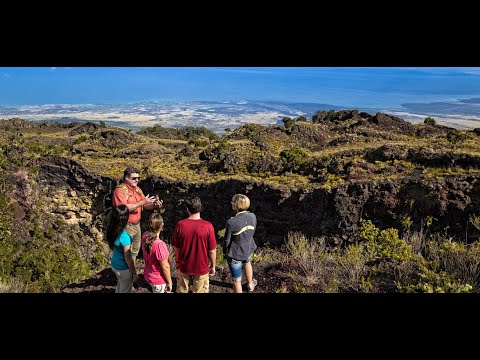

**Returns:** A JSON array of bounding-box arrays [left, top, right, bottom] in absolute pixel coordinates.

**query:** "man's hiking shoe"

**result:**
[[247, 279, 258, 292]]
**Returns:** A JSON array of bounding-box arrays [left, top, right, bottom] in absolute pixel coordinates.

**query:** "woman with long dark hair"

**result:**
[[107, 204, 138, 293]]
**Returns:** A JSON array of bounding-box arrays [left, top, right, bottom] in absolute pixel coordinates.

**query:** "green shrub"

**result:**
[[282, 117, 295, 130], [25, 141, 64, 156], [377, 228, 415, 261], [401, 216, 413, 233], [469, 214, 480, 232], [247, 152, 282, 175], [215, 245, 227, 266], [0, 193, 15, 279], [138, 125, 218, 141], [399, 266, 472, 293], [188, 138, 209, 147], [280, 147, 309, 173], [447, 130, 467, 145], [424, 117, 436, 126], [356, 219, 379, 243], [1, 191, 99, 292], [16, 237, 91, 293], [73, 135, 88, 145]]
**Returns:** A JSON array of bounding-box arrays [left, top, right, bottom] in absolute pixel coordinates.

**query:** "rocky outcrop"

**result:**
[[0, 118, 76, 129], [365, 145, 480, 169], [368, 113, 417, 135], [20, 156, 480, 252], [27, 156, 112, 243], [68, 122, 98, 136]]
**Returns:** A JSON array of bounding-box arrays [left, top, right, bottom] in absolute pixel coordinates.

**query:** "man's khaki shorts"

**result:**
[[176, 272, 209, 293]]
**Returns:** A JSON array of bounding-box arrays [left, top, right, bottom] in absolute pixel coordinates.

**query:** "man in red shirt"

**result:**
[[112, 166, 162, 263], [172, 196, 217, 293]]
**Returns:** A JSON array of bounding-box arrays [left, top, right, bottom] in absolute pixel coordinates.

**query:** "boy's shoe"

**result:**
[[247, 279, 258, 292]]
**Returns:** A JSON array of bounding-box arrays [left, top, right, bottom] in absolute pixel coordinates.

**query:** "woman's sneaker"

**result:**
[[247, 279, 258, 292]]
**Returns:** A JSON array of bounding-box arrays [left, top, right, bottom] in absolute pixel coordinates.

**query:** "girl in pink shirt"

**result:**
[[141, 213, 173, 293]]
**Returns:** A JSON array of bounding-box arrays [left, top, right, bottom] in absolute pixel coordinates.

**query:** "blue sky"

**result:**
[[1, 67, 480, 108]]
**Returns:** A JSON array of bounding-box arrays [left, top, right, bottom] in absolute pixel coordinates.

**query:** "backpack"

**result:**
[[101, 182, 144, 231]]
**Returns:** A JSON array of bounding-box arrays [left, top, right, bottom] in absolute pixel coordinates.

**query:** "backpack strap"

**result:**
[[135, 187, 144, 196], [116, 183, 130, 201], [116, 183, 145, 200]]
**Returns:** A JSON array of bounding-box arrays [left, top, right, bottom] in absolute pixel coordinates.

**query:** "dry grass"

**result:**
[[283, 232, 371, 292], [426, 238, 480, 289], [280, 225, 480, 293], [404, 230, 429, 255], [0, 277, 27, 293]]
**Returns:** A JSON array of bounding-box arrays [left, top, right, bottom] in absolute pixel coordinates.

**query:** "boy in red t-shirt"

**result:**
[[172, 196, 217, 293]]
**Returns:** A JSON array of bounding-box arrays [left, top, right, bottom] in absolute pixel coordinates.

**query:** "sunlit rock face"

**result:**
[[25, 156, 480, 252]]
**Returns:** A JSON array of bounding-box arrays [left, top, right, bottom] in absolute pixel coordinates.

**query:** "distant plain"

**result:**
[[1, 98, 480, 133]]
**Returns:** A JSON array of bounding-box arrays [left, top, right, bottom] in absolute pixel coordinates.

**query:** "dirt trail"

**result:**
[[61, 260, 270, 293]]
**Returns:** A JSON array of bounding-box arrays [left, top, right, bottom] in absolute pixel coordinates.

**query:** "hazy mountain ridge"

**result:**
[[0, 100, 336, 133], [2, 98, 480, 134], [402, 98, 480, 115]]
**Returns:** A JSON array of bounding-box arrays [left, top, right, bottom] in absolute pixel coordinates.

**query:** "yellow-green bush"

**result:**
[[0, 193, 15, 279], [377, 228, 415, 261], [215, 245, 227, 266], [356, 220, 415, 262], [15, 237, 91, 293], [356, 219, 379, 243], [399, 266, 472, 293], [1, 189, 104, 292]]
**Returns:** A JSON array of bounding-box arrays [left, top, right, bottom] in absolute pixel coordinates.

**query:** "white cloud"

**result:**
[[414, 67, 480, 76], [210, 68, 276, 75], [462, 69, 480, 76]]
